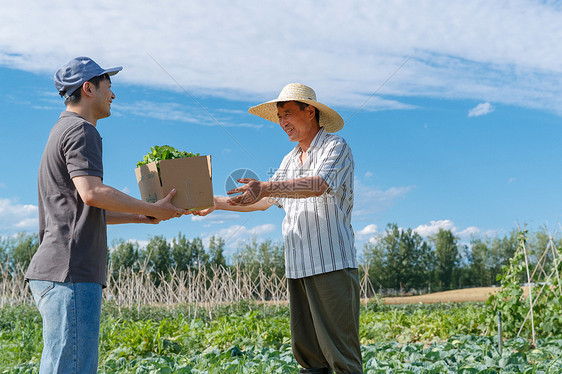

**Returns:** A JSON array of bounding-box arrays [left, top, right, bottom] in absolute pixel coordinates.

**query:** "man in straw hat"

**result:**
[[25, 56, 187, 373], [194, 83, 362, 373]]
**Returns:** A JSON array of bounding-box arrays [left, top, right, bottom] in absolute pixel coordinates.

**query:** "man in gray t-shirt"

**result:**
[[25, 57, 186, 374], [27, 111, 109, 286]]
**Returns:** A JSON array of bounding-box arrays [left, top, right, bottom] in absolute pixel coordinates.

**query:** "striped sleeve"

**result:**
[[268, 151, 293, 208], [316, 137, 353, 193]]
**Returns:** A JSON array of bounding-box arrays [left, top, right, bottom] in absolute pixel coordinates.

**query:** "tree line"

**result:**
[[108, 233, 285, 282], [363, 223, 560, 293], [1, 225, 559, 293], [0, 232, 285, 282]]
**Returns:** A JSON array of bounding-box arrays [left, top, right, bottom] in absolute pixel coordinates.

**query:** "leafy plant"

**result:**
[[485, 229, 562, 340], [5, 302, 562, 373], [136, 145, 199, 168], [485, 230, 527, 337]]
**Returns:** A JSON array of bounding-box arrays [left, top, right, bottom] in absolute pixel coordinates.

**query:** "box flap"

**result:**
[[135, 162, 164, 203], [159, 156, 214, 210]]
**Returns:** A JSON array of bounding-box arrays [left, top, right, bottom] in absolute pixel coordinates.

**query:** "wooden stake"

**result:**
[[498, 311, 503, 355], [521, 236, 536, 346]]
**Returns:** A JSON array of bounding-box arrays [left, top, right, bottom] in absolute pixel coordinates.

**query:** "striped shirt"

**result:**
[[270, 127, 357, 279]]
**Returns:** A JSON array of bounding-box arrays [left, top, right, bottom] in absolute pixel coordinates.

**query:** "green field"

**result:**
[[2, 301, 562, 373]]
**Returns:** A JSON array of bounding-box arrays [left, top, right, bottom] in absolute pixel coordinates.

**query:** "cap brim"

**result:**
[[61, 67, 123, 98], [102, 66, 122, 76]]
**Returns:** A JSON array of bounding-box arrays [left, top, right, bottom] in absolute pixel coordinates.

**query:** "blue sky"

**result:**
[[1, 1, 562, 256]]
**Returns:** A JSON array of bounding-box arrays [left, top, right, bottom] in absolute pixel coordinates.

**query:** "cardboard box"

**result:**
[[135, 156, 213, 211]]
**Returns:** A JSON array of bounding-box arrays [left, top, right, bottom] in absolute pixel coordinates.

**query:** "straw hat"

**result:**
[[249, 83, 344, 133]]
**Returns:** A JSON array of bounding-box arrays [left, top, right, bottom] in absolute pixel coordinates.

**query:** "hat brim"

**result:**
[[249, 99, 344, 133]]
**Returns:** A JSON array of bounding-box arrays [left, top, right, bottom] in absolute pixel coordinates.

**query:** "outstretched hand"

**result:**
[[227, 178, 267, 206], [138, 215, 161, 224], [152, 189, 188, 220], [191, 205, 216, 217]]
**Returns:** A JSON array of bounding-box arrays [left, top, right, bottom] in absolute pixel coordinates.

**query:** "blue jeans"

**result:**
[[28, 280, 103, 374]]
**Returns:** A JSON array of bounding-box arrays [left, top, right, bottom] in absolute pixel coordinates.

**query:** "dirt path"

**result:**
[[381, 287, 499, 304]]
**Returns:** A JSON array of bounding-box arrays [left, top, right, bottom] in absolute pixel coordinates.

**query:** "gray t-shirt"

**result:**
[[25, 111, 108, 286]]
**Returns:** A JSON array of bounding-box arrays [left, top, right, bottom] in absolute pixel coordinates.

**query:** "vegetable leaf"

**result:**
[[137, 145, 200, 168]]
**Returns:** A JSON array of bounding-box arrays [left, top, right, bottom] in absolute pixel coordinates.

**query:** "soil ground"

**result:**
[[381, 286, 499, 304]]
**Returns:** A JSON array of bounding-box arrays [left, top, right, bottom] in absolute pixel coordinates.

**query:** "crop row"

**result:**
[[2, 302, 561, 373]]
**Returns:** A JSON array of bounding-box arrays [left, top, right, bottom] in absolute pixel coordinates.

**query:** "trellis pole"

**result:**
[[520, 234, 536, 346], [548, 227, 562, 294]]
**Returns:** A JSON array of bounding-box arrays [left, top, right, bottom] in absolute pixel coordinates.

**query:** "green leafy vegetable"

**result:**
[[137, 145, 200, 168]]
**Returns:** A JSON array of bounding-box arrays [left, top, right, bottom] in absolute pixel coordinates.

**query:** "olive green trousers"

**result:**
[[288, 268, 363, 374]]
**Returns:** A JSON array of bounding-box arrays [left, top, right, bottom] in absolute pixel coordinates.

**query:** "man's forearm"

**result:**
[[264, 176, 328, 199], [82, 182, 158, 216], [72, 175, 183, 220], [216, 196, 272, 212], [225, 176, 330, 206], [106, 211, 146, 225]]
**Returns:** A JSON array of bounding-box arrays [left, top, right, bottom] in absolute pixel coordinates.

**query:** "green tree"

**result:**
[[171, 233, 191, 272], [453, 243, 472, 289], [110, 239, 141, 277], [146, 235, 172, 280], [487, 230, 519, 284], [233, 236, 285, 277], [190, 237, 208, 269], [469, 238, 490, 286], [362, 239, 385, 289], [0, 236, 8, 275], [233, 237, 258, 270], [379, 224, 403, 290], [10, 232, 39, 270], [171, 234, 209, 272], [258, 239, 284, 277], [432, 229, 459, 290], [400, 228, 434, 289], [364, 224, 434, 291], [528, 230, 554, 278], [208, 235, 226, 268], [0, 232, 39, 274]]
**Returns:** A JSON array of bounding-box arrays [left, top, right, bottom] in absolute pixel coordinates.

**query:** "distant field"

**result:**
[[382, 286, 499, 304]]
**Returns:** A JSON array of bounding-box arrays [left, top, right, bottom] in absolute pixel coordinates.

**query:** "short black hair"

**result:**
[[276, 100, 320, 124], [64, 73, 111, 106]]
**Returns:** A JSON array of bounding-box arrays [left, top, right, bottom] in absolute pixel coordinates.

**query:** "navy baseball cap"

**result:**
[[54, 56, 122, 99]]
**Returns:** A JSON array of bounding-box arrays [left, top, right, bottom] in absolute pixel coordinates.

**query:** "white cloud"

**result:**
[[413, 219, 480, 239], [204, 223, 276, 248], [364, 171, 374, 178], [125, 239, 150, 249], [414, 219, 456, 236], [458, 226, 480, 237], [0, 198, 38, 232], [249, 224, 276, 235], [1, 1, 562, 114], [191, 211, 241, 225], [217, 108, 246, 115], [481, 229, 504, 238], [14, 218, 37, 228], [353, 179, 414, 217], [356, 224, 378, 240], [114, 101, 262, 128], [468, 102, 495, 117]]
